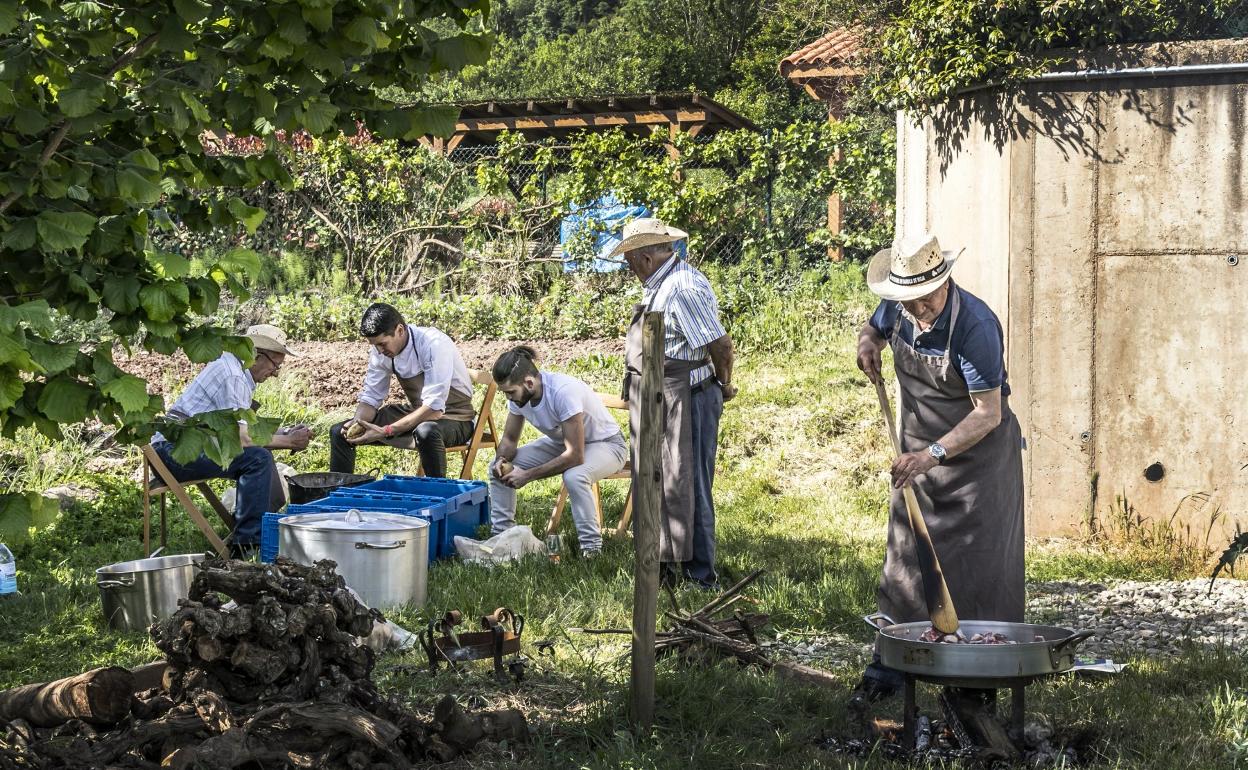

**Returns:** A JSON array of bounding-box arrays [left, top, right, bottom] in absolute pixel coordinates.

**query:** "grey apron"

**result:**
[[623, 300, 706, 564], [878, 286, 1026, 623], [374, 351, 476, 451]]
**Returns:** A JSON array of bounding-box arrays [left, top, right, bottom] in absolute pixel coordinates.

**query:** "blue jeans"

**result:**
[[683, 382, 724, 585], [151, 442, 283, 545]]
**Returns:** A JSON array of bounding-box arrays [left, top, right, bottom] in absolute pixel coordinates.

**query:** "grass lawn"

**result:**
[[2, 294, 1246, 769]]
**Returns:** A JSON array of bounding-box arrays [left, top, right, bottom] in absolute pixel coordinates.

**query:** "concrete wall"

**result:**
[[895, 40, 1248, 539]]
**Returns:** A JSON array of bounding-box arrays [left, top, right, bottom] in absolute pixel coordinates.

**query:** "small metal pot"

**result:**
[[96, 554, 204, 632], [279, 509, 428, 610], [286, 470, 377, 505]]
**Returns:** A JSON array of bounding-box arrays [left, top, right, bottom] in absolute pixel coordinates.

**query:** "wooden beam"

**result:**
[[486, 101, 497, 114], [455, 109, 711, 133], [630, 311, 664, 730], [827, 117, 844, 261], [785, 65, 863, 80], [446, 134, 465, 152]]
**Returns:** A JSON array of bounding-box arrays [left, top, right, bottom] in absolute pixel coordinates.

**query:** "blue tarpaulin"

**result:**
[[559, 193, 685, 272]]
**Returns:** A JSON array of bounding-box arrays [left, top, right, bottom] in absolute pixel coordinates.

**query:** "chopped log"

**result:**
[[2, 557, 529, 769], [0, 667, 135, 728]]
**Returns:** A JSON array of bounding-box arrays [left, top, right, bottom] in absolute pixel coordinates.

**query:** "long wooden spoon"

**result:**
[[873, 378, 961, 636]]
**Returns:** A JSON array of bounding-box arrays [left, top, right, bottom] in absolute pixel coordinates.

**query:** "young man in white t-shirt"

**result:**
[[489, 346, 628, 555]]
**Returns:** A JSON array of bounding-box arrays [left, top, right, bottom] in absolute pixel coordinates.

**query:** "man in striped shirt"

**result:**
[[612, 218, 736, 589], [151, 325, 311, 557]]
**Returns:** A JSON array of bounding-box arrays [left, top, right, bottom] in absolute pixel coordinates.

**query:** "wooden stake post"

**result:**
[[630, 311, 664, 728]]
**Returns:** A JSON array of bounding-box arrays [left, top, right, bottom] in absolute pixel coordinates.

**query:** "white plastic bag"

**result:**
[[453, 525, 548, 567], [221, 461, 294, 512]]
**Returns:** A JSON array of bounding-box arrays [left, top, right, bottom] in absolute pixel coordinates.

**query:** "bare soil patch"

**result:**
[[120, 338, 624, 411]]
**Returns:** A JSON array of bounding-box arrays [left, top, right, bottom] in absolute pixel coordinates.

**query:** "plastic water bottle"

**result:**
[[0, 543, 17, 598]]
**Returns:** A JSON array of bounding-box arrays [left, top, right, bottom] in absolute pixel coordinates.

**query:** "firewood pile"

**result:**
[[579, 570, 843, 690], [0, 556, 527, 769]]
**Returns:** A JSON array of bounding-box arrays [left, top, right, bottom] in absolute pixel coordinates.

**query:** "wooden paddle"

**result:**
[[873, 378, 962, 636]]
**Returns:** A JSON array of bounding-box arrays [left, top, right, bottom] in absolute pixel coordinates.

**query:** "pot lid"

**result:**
[[279, 509, 428, 533]]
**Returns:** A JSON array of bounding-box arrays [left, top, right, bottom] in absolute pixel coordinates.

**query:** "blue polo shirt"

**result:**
[[868, 283, 1010, 396]]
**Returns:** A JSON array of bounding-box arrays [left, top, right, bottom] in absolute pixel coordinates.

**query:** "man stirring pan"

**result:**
[[850, 234, 1025, 707]]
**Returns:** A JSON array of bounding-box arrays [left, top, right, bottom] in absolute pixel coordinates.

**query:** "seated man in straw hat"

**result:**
[[151, 324, 312, 558], [611, 217, 737, 590], [850, 234, 1024, 707]]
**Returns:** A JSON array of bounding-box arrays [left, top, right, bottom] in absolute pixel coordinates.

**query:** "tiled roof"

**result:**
[[779, 28, 864, 78]]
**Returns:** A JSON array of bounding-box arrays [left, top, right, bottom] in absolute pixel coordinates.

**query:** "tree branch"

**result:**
[[0, 32, 160, 215]]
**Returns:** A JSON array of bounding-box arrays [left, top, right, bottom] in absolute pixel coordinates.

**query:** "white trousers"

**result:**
[[489, 434, 628, 551]]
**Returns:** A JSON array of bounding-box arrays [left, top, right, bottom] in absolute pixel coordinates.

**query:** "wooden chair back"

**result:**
[[140, 444, 233, 557]]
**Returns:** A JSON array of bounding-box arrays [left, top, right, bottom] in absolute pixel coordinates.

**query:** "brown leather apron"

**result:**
[[623, 300, 706, 564], [375, 369, 476, 450], [878, 286, 1026, 623]]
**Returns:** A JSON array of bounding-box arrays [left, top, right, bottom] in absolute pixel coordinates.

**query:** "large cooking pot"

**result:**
[[286, 469, 377, 505], [865, 613, 1095, 687], [96, 554, 204, 632], [279, 509, 428, 610]]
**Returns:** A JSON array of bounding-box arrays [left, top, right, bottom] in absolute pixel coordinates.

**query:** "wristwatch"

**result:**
[[927, 442, 947, 464]]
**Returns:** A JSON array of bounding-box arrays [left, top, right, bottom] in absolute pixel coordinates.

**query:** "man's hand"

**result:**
[[718, 381, 739, 402], [891, 450, 939, 489], [284, 425, 312, 451], [499, 466, 533, 489], [346, 419, 386, 446], [857, 335, 883, 384]]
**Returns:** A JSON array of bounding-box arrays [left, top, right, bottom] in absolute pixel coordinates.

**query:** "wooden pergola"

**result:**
[[780, 28, 864, 261], [420, 93, 756, 154]]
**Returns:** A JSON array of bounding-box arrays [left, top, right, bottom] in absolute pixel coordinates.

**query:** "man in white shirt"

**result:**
[[329, 303, 476, 477], [151, 325, 311, 557], [488, 346, 628, 555]]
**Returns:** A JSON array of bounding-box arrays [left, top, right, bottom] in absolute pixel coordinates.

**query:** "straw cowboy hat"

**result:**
[[608, 217, 688, 258], [866, 234, 966, 302], [245, 324, 298, 357]]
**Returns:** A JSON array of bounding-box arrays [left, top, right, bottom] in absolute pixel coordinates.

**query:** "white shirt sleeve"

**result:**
[[555, 383, 583, 423], [419, 335, 454, 413], [357, 351, 392, 409]]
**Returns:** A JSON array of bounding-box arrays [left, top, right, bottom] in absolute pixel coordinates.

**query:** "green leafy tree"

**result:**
[[0, 0, 491, 540], [869, 0, 1237, 114]]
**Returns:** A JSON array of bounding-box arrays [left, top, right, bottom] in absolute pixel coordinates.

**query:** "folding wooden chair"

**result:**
[[141, 444, 234, 558], [544, 392, 634, 539], [415, 369, 500, 480]]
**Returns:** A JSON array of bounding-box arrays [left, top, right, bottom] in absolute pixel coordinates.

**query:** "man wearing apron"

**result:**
[[329, 303, 476, 477], [610, 218, 737, 590], [851, 234, 1025, 706]]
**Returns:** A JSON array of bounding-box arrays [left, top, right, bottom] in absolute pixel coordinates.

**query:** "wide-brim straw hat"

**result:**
[[866, 234, 965, 302], [607, 217, 688, 258], [245, 324, 298, 357]]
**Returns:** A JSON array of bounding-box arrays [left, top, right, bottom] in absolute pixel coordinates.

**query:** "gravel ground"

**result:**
[[758, 578, 1248, 666], [1026, 578, 1248, 658]]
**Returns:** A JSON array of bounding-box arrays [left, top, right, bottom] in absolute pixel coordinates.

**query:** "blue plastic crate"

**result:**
[[261, 500, 443, 563], [357, 475, 490, 552]]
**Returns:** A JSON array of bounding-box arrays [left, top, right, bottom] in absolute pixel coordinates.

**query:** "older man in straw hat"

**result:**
[[850, 235, 1024, 706], [611, 217, 736, 590], [151, 324, 312, 558]]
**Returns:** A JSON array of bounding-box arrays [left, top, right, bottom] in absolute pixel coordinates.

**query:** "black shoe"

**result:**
[[228, 542, 259, 561], [848, 675, 900, 712]]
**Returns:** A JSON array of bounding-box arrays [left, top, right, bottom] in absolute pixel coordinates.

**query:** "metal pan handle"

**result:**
[[862, 612, 896, 631], [355, 540, 407, 550], [97, 578, 136, 589], [1050, 629, 1095, 654]]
